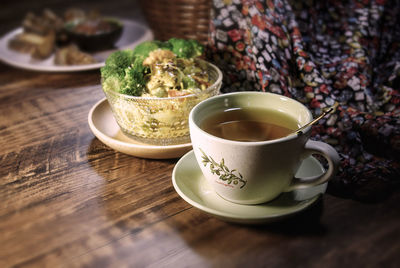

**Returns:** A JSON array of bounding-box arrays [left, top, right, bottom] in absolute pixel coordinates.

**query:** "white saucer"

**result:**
[[172, 150, 327, 224], [88, 98, 192, 159]]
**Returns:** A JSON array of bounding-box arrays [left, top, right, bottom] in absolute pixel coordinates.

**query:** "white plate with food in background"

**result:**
[[0, 19, 153, 72]]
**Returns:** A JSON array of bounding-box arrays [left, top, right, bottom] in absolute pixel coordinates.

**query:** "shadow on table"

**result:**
[[249, 196, 327, 235], [162, 196, 328, 265]]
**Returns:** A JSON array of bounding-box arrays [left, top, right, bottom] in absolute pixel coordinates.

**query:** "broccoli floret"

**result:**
[[101, 49, 149, 95], [167, 38, 203, 58], [133, 40, 172, 60], [101, 62, 126, 92], [102, 76, 125, 93], [101, 65, 124, 81], [104, 49, 134, 70], [119, 58, 149, 96], [101, 49, 135, 90], [188, 39, 203, 57]]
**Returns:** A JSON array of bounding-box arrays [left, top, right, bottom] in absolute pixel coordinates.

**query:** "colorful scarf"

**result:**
[[206, 0, 400, 202]]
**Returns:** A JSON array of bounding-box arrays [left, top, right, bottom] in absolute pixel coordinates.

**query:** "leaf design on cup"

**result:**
[[199, 148, 247, 189]]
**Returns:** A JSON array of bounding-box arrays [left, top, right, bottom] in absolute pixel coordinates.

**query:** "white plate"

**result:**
[[0, 18, 153, 72], [88, 98, 192, 159], [172, 150, 327, 224]]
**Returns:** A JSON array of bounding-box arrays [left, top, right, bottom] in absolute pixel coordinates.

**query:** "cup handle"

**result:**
[[286, 140, 340, 191]]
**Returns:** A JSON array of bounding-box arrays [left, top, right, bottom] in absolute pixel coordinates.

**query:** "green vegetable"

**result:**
[[119, 64, 147, 96], [182, 76, 197, 88], [103, 49, 134, 71], [167, 38, 203, 58], [101, 75, 125, 94], [132, 40, 172, 60], [132, 39, 203, 60], [101, 50, 148, 96], [100, 49, 134, 83]]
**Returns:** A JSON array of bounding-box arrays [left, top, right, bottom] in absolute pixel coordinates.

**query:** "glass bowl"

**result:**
[[102, 60, 222, 145]]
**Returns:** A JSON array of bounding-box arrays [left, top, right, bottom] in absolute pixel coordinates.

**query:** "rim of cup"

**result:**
[[189, 91, 313, 146]]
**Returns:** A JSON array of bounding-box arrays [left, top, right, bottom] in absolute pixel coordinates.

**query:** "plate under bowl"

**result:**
[[88, 98, 192, 159]]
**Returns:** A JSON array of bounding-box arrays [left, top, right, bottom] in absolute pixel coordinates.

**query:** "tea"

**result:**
[[200, 107, 300, 142]]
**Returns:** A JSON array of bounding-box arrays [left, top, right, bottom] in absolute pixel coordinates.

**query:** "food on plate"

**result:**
[[31, 31, 56, 59], [8, 30, 55, 59], [54, 44, 97, 65], [100, 38, 222, 145], [6, 8, 122, 65], [8, 8, 64, 59], [22, 9, 64, 37]]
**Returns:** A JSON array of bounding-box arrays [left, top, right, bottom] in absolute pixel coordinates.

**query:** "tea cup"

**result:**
[[189, 92, 340, 205]]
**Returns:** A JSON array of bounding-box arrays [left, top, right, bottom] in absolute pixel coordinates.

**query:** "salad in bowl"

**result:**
[[101, 38, 222, 145]]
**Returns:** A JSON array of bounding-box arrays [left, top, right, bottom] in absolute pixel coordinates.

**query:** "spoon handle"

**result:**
[[295, 102, 338, 135]]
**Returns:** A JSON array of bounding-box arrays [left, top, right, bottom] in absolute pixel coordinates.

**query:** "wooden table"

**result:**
[[1, 1, 399, 267]]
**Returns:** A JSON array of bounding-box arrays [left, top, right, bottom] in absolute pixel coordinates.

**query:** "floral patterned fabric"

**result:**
[[206, 0, 399, 202]]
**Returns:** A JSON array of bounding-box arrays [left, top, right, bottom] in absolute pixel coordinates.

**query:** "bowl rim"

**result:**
[[102, 59, 223, 100], [64, 17, 123, 37]]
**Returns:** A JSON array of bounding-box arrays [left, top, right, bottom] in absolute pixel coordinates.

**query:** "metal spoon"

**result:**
[[293, 102, 338, 136]]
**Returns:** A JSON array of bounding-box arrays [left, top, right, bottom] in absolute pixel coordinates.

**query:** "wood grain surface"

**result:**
[[1, 1, 400, 267]]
